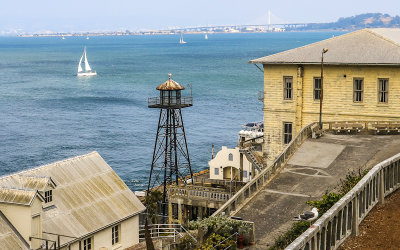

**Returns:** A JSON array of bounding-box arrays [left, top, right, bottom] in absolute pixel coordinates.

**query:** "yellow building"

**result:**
[[0, 151, 145, 250], [250, 28, 400, 165]]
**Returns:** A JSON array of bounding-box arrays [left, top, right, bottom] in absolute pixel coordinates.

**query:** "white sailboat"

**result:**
[[86, 36, 90, 40], [205, 33, 208, 40], [62, 35, 65, 40], [179, 34, 187, 44], [77, 47, 97, 77]]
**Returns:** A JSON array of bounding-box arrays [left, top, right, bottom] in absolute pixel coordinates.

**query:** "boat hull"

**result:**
[[77, 71, 97, 77]]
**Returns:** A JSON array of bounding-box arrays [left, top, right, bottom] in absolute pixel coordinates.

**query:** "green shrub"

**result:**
[[268, 221, 310, 250]]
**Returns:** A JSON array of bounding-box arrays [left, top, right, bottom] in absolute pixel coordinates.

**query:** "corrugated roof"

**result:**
[[156, 74, 185, 90], [0, 175, 55, 192], [250, 28, 400, 65], [0, 152, 145, 246], [0, 188, 42, 206], [0, 211, 29, 250]]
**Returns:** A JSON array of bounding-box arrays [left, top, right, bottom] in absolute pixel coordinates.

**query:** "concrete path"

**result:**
[[235, 134, 400, 249]]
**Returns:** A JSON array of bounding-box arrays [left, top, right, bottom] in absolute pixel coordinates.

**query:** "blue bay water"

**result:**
[[0, 32, 342, 191]]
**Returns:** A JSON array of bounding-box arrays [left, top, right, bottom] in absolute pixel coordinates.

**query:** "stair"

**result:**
[[240, 146, 263, 172]]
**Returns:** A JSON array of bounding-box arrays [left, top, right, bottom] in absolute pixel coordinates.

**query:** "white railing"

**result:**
[[286, 152, 400, 250], [212, 122, 317, 217], [138, 223, 196, 243], [169, 186, 231, 202]]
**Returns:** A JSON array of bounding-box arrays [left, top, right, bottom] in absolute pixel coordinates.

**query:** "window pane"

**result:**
[[284, 77, 293, 100], [283, 123, 293, 144], [214, 168, 219, 175], [314, 78, 321, 100], [378, 79, 388, 103]]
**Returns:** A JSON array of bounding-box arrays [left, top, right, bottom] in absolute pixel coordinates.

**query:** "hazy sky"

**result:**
[[2, 0, 400, 33]]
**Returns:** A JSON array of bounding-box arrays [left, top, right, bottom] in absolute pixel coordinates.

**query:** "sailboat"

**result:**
[[205, 33, 208, 40], [77, 47, 97, 76], [86, 36, 90, 40], [62, 35, 65, 40], [179, 34, 187, 44]]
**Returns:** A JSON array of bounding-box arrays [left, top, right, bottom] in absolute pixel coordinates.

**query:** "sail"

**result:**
[[84, 48, 92, 71], [78, 54, 83, 73]]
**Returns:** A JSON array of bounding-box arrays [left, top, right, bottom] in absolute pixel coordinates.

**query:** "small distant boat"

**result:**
[[179, 34, 187, 44], [205, 33, 208, 40], [86, 36, 90, 40], [77, 47, 97, 77], [62, 35, 65, 40]]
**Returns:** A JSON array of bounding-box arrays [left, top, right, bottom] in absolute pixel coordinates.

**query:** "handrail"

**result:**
[[286, 147, 400, 249], [212, 122, 318, 217], [211, 120, 400, 218]]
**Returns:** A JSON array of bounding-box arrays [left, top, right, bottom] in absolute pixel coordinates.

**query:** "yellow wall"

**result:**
[[263, 64, 400, 165], [0, 196, 43, 249]]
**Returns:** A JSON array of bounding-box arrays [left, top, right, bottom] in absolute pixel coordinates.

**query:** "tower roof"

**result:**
[[156, 73, 185, 90]]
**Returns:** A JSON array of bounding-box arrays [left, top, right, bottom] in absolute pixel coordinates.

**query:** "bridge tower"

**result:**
[[147, 73, 194, 220]]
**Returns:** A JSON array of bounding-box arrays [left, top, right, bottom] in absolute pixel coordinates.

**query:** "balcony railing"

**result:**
[[148, 96, 193, 108]]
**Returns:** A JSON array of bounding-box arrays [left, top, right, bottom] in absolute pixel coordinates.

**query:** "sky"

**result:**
[[1, 0, 400, 34]]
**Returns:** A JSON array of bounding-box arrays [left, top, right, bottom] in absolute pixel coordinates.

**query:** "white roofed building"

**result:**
[[0, 151, 145, 249]]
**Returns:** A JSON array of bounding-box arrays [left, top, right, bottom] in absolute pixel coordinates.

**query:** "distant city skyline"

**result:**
[[2, 0, 400, 34]]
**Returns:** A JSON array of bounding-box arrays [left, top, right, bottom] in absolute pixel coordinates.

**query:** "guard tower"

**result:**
[[147, 73, 193, 219]]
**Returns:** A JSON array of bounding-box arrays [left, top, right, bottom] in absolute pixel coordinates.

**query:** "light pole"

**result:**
[[319, 48, 328, 130]]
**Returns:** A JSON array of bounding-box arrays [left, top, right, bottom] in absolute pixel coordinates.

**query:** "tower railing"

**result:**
[[148, 96, 193, 108]]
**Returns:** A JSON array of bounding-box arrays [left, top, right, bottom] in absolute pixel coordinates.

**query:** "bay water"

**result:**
[[0, 32, 342, 191]]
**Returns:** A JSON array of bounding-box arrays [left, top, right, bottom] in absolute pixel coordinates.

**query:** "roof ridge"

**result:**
[[366, 28, 400, 48], [0, 151, 99, 180], [250, 30, 366, 63]]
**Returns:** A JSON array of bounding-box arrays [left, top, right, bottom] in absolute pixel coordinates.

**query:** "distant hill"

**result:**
[[294, 13, 400, 31]]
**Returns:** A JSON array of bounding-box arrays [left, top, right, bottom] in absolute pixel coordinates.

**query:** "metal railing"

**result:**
[[212, 122, 317, 217], [148, 96, 193, 107], [138, 224, 196, 243], [287, 152, 400, 250]]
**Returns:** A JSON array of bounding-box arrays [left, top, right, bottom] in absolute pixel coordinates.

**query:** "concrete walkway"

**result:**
[[235, 134, 400, 249]]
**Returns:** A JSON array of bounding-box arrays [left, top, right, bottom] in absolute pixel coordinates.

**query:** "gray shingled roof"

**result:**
[[0, 152, 145, 246], [250, 28, 400, 65]]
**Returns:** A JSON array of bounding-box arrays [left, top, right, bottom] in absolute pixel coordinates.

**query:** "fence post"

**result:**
[[379, 171, 385, 204], [352, 197, 359, 236]]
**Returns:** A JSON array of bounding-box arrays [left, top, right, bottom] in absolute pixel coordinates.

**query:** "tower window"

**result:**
[[44, 190, 52, 203], [283, 77, 293, 100], [228, 153, 233, 161], [378, 79, 389, 103], [283, 122, 293, 144], [214, 168, 219, 175]]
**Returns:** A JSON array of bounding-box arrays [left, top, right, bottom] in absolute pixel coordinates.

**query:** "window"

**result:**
[[353, 78, 363, 102], [214, 168, 219, 175], [112, 225, 120, 245], [283, 122, 293, 144], [228, 153, 233, 161], [283, 77, 293, 100], [378, 79, 389, 103], [44, 190, 52, 203], [83, 237, 92, 250], [243, 171, 248, 178], [314, 77, 321, 100]]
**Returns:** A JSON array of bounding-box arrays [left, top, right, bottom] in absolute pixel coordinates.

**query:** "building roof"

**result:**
[[250, 28, 400, 65], [0, 151, 146, 246], [0, 211, 29, 250], [156, 74, 185, 90], [0, 188, 43, 206], [0, 175, 56, 192]]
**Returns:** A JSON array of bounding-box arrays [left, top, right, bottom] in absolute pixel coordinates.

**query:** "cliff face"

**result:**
[[293, 13, 400, 31]]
